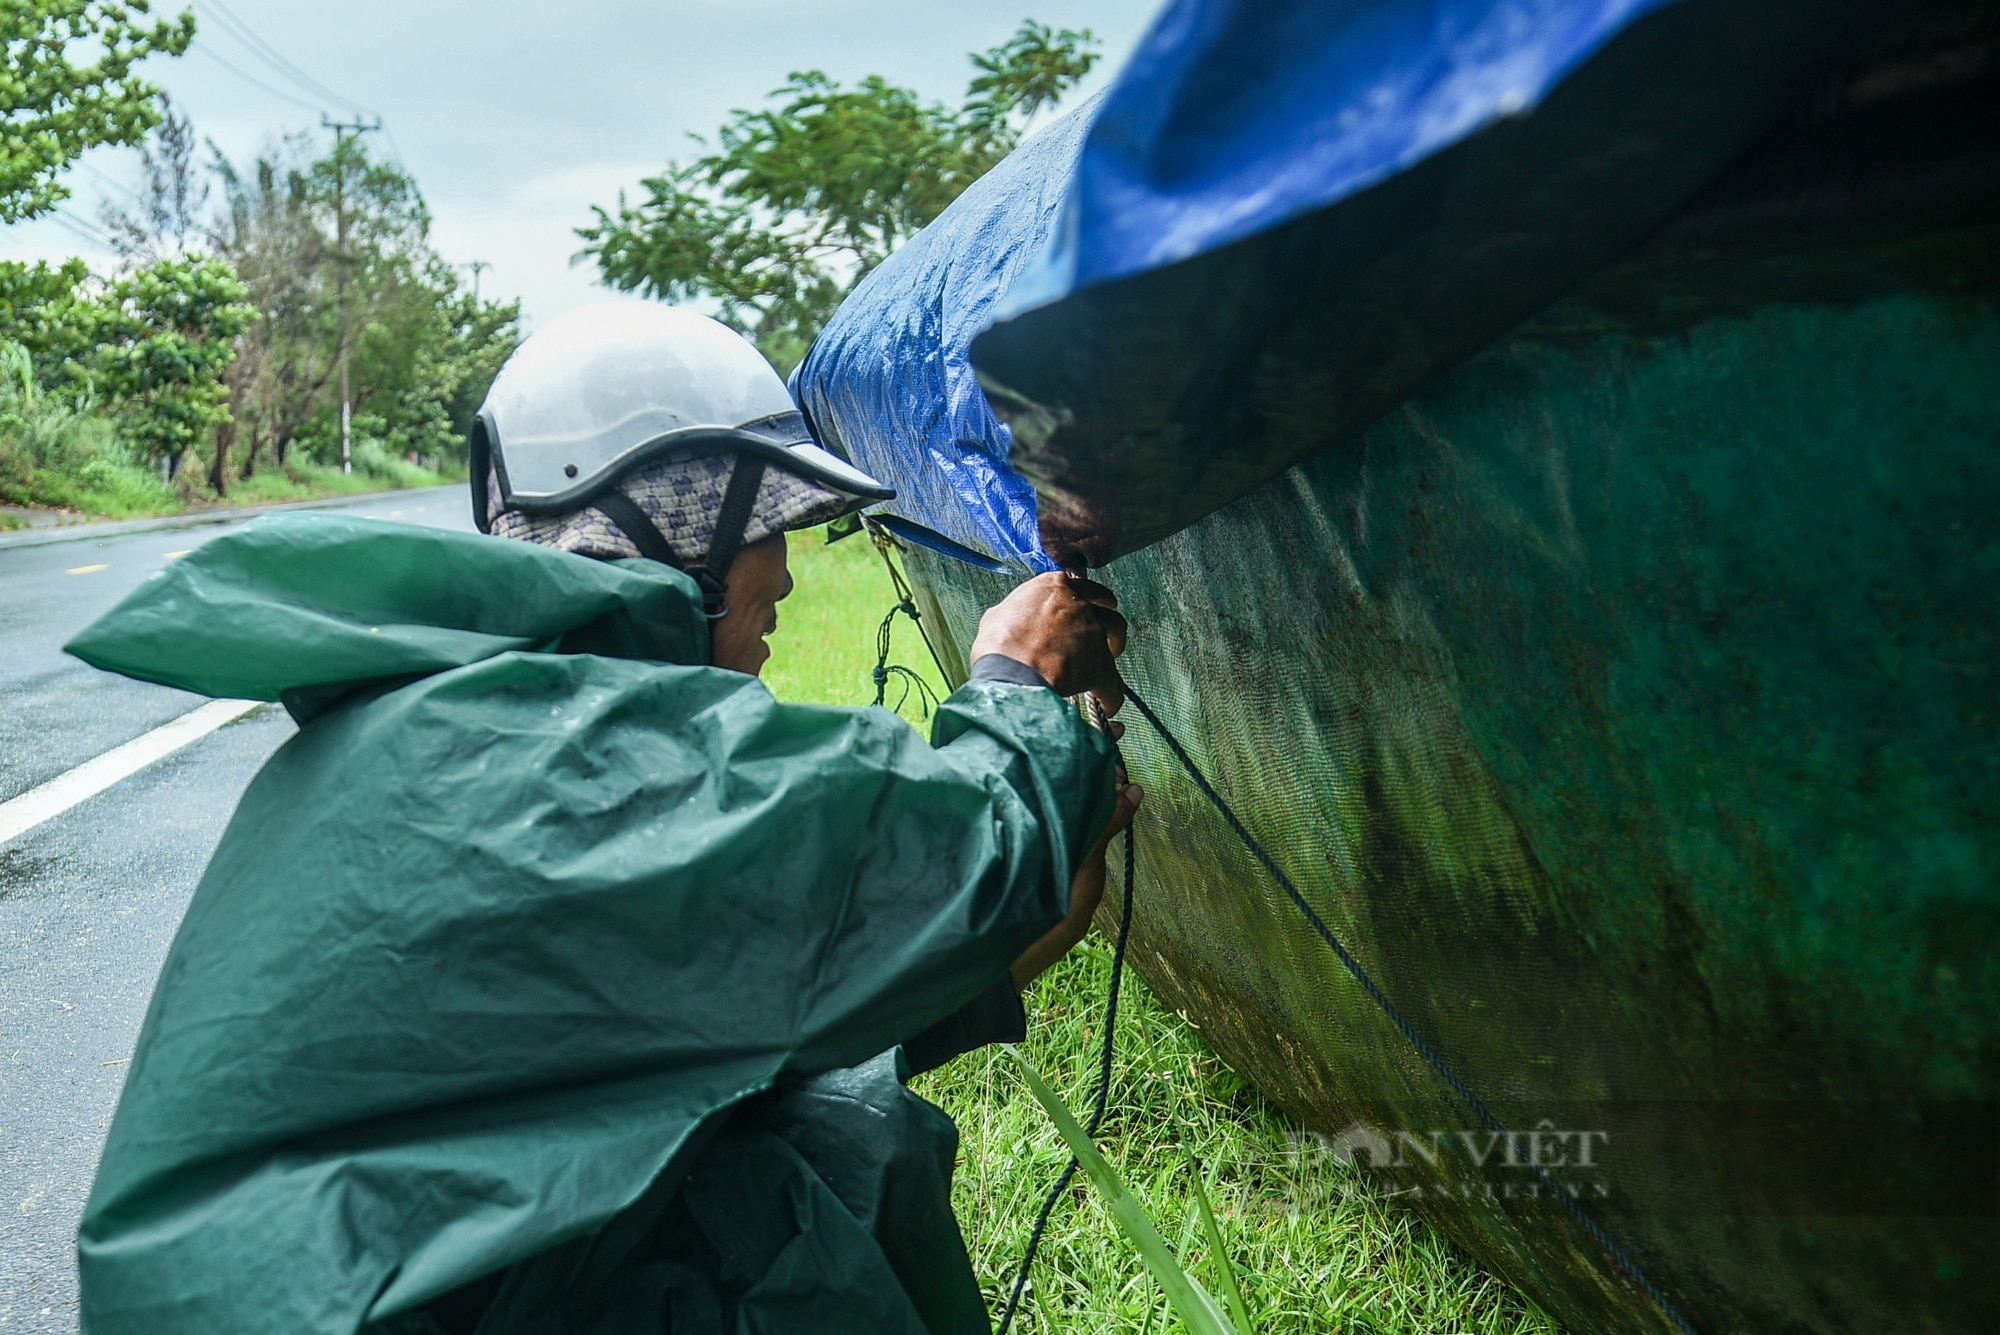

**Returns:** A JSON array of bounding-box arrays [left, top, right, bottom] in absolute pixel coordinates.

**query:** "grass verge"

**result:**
[[763, 529, 949, 727], [767, 529, 1557, 1334], [221, 459, 459, 507], [2, 441, 458, 524], [922, 938, 1556, 1335]]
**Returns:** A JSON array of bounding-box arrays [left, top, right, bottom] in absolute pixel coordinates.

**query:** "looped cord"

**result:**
[[872, 596, 940, 716], [867, 522, 955, 686]]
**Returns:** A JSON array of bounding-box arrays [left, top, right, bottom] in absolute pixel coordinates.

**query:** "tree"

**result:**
[[207, 133, 517, 485], [576, 18, 1097, 372], [3, 96, 516, 509], [99, 93, 208, 264], [0, 251, 254, 482], [209, 139, 338, 478], [0, 0, 196, 222], [365, 258, 520, 462], [0, 257, 100, 383], [92, 257, 256, 477]]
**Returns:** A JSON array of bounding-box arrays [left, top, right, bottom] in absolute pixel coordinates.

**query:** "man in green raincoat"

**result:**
[[66, 302, 1139, 1335]]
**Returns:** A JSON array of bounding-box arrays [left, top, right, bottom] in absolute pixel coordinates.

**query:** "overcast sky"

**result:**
[[2, 0, 1162, 329]]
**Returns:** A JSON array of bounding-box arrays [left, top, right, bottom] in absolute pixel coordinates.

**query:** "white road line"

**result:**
[[0, 699, 265, 848]]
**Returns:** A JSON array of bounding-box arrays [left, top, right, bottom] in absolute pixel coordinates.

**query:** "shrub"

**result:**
[[351, 433, 440, 489], [0, 339, 179, 514]]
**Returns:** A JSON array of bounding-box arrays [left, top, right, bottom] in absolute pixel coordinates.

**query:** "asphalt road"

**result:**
[[0, 488, 471, 1333]]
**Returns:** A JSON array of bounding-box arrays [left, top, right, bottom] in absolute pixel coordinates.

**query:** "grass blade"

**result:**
[[1006, 1047, 1240, 1335], [1190, 1158, 1254, 1334]]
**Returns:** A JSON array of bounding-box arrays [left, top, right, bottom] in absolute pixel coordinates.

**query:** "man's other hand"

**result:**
[[1010, 779, 1143, 988], [970, 572, 1129, 714]]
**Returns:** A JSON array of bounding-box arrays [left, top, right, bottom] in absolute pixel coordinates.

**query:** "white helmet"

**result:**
[[470, 302, 890, 608]]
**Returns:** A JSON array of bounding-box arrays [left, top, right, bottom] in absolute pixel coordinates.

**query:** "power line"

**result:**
[[186, 2, 406, 169], [55, 205, 112, 241], [51, 217, 107, 249], [377, 122, 409, 170], [52, 206, 115, 250], [189, 0, 379, 120], [79, 161, 146, 208], [191, 0, 355, 109], [191, 40, 325, 114]]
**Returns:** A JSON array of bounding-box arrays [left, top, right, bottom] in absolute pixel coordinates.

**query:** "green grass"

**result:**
[[1006, 1047, 1241, 1335], [765, 531, 1558, 1335], [0, 409, 180, 518], [223, 458, 458, 507], [0, 379, 459, 522], [1, 456, 460, 520], [763, 529, 949, 727], [7, 459, 176, 516], [922, 942, 1556, 1335]]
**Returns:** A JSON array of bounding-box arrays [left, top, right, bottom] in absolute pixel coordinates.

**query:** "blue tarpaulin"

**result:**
[[796, 0, 1688, 569], [794, 0, 1917, 568], [790, 105, 1095, 573], [991, 0, 1673, 321]]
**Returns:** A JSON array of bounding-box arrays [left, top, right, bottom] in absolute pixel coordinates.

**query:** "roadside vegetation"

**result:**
[[8, 8, 1093, 524], [768, 531, 1556, 1334], [0, 2, 515, 525]]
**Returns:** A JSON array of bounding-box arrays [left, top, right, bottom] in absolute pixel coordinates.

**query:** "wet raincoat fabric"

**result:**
[[64, 512, 1114, 1335]]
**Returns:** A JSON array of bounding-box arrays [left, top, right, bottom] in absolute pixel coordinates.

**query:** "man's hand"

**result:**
[[970, 572, 1128, 714], [1010, 778, 1143, 988]]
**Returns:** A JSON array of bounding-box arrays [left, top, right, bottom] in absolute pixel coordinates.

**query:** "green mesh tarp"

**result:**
[[902, 275, 2000, 1332]]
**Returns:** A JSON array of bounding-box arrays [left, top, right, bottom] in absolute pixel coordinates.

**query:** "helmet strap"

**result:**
[[684, 456, 767, 621], [590, 457, 768, 622], [590, 487, 704, 585]]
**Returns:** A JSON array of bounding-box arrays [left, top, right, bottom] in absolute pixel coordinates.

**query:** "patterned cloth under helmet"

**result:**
[[488, 447, 854, 565]]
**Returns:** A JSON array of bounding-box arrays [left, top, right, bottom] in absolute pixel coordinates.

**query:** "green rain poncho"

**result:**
[[65, 513, 1114, 1335]]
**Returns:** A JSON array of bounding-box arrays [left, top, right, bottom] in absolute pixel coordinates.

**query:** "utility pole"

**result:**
[[323, 115, 381, 475], [459, 260, 491, 303]]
